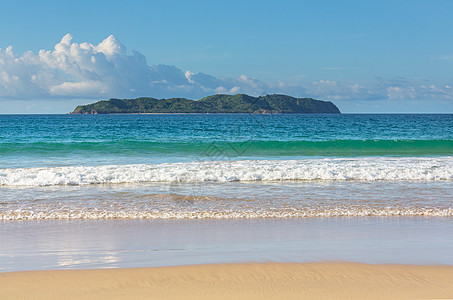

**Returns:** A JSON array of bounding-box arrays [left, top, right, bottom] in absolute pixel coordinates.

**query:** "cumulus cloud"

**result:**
[[0, 34, 271, 99], [0, 34, 452, 102]]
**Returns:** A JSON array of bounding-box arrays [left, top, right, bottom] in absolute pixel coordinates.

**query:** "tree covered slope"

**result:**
[[71, 94, 341, 114]]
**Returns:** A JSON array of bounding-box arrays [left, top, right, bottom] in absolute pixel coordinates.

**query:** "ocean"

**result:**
[[1, 114, 452, 220], [1, 113, 453, 271]]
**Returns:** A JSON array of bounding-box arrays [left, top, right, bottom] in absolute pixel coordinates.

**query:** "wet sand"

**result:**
[[2, 218, 453, 299], [1, 262, 453, 299], [2, 217, 453, 272]]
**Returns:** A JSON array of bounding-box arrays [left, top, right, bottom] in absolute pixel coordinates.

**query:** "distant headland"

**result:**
[[70, 94, 341, 114]]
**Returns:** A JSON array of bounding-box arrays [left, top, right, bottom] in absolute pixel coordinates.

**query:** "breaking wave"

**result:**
[[1, 157, 452, 186]]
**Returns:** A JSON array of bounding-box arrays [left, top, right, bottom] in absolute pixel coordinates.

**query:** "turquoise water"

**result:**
[[0, 114, 452, 220], [1, 114, 452, 168]]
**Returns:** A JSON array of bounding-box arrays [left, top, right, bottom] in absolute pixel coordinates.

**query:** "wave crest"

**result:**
[[1, 157, 452, 186]]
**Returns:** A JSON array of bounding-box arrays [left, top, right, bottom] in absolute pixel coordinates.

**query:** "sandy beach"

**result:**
[[1, 262, 453, 299]]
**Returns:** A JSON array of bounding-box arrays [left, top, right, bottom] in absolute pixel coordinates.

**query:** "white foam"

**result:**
[[1, 157, 452, 186], [2, 207, 453, 220]]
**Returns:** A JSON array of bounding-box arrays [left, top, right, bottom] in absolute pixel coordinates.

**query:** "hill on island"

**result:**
[[70, 94, 341, 114]]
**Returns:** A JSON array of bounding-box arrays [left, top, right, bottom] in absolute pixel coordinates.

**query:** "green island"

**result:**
[[70, 94, 341, 114]]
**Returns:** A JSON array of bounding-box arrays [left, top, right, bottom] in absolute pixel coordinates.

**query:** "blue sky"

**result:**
[[1, 0, 452, 113]]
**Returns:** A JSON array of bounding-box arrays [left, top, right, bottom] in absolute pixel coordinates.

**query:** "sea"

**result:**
[[1, 113, 453, 271]]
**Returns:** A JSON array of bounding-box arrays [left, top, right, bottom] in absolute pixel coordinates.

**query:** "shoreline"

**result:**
[[2, 217, 453, 272], [1, 262, 453, 299]]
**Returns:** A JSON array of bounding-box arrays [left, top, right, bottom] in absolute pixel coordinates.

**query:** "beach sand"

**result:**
[[1, 262, 453, 300]]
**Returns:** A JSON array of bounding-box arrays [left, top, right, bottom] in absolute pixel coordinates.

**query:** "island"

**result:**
[[70, 94, 341, 114]]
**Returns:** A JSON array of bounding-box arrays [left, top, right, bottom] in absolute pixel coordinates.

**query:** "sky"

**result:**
[[0, 0, 452, 113]]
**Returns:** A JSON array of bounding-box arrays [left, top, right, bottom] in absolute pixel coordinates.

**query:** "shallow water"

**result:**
[[1, 180, 452, 220]]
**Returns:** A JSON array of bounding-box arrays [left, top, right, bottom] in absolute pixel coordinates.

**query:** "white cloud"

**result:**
[[306, 80, 384, 100], [0, 34, 273, 99], [387, 86, 416, 100], [49, 80, 107, 96], [385, 80, 453, 101], [0, 34, 452, 103]]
